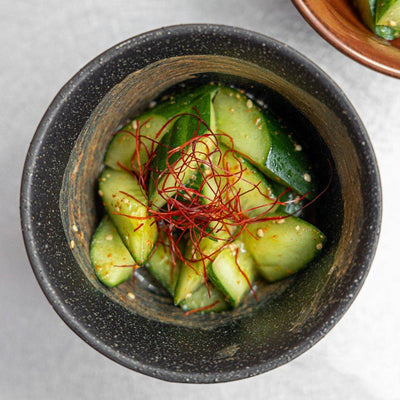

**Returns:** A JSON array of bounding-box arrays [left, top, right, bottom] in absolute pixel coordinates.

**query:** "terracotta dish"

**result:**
[[292, 0, 400, 78]]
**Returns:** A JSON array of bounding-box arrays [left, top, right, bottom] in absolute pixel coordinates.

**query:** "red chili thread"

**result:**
[[109, 106, 329, 301], [183, 300, 220, 316]]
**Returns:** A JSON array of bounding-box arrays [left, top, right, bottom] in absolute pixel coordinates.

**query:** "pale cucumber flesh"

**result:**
[[244, 214, 326, 282], [99, 168, 157, 265], [90, 216, 135, 287]]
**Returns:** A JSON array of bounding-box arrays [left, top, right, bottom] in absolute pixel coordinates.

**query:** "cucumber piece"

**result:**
[[376, 0, 400, 27], [99, 167, 157, 265], [207, 239, 257, 308], [104, 115, 169, 172], [146, 233, 180, 296], [244, 214, 326, 282], [269, 180, 305, 217], [90, 216, 135, 287], [353, 0, 400, 39], [104, 84, 218, 173], [375, 24, 400, 39], [213, 87, 316, 198], [180, 282, 229, 313], [149, 90, 217, 209], [202, 146, 277, 217], [173, 225, 231, 305]]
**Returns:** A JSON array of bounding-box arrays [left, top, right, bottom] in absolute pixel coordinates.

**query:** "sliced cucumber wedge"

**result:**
[[149, 90, 217, 209], [213, 87, 316, 198], [105, 85, 218, 173], [99, 167, 157, 265], [90, 216, 135, 287], [269, 180, 305, 217], [146, 233, 180, 296], [180, 282, 229, 313], [376, 0, 400, 27], [173, 225, 231, 305], [353, 0, 400, 39], [202, 146, 277, 217], [207, 239, 257, 307], [244, 214, 326, 282]]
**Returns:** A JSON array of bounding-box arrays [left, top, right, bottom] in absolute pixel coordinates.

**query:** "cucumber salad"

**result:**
[[90, 84, 326, 314]]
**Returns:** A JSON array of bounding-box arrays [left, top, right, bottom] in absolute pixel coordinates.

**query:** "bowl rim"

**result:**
[[20, 23, 382, 383], [291, 0, 400, 79]]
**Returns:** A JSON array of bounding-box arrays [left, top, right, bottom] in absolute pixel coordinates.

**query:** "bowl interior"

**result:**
[[60, 54, 368, 377], [60, 55, 339, 328], [292, 0, 400, 78], [22, 25, 381, 383]]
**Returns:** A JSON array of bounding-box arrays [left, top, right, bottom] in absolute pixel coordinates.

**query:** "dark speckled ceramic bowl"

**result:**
[[21, 24, 381, 383]]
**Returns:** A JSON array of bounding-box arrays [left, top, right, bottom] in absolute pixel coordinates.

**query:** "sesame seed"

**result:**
[[72, 224, 78, 232], [149, 101, 157, 108], [295, 225, 300, 231], [229, 92, 233, 97], [246, 99, 253, 109], [295, 144, 302, 151], [277, 219, 285, 224], [235, 93, 241, 100], [70, 240, 75, 249], [185, 292, 193, 299], [389, 20, 397, 27], [132, 120, 138, 129], [316, 243, 323, 250], [255, 117, 261, 126], [105, 234, 113, 241], [106, 173, 111, 178], [123, 198, 129, 204], [127, 292, 136, 300], [115, 206, 120, 212], [257, 228, 264, 238], [229, 107, 234, 112], [303, 173, 311, 182]]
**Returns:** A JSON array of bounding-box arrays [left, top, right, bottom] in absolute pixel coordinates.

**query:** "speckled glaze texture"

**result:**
[[292, 0, 400, 78], [21, 25, 381, 383]]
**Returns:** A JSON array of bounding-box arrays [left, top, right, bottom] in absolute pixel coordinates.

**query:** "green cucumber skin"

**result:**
[[99, 168, 158, 265], [149, 89, 217, 209], [375, 24, 400, 39], [90, 216, 134, 287], [180, 282, 229, 313], [104, 85, 218, 173], [207, 239, 257, 308], [269, 181, 305, 217], [244, 214, 326, 282], [173, 227, 231, 305], [213, 87, 316, 198], [146, 234, 180, 296]]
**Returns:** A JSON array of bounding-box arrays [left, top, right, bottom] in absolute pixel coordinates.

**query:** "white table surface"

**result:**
[[1, 1, 399, 399]]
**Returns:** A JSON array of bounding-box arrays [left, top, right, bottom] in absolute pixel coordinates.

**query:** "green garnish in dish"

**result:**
[[354, 0, 400, 40]]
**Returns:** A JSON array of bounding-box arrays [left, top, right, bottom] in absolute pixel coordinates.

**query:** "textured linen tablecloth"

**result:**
[[1, 1, 399, 399]]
